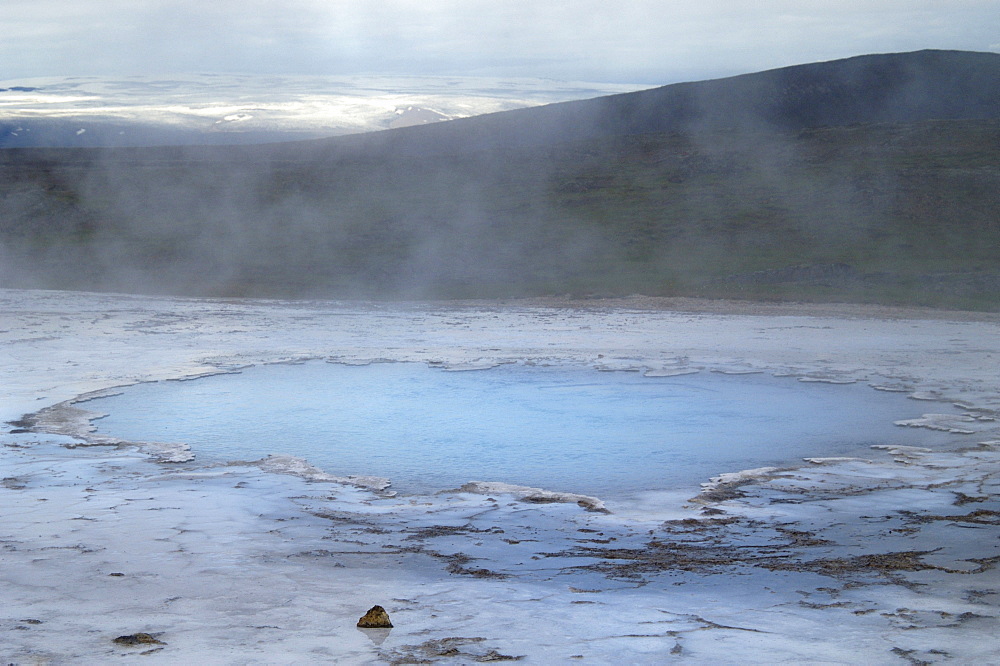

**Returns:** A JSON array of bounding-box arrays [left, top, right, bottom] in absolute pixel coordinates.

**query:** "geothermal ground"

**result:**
[[2, 288, 999, 664]]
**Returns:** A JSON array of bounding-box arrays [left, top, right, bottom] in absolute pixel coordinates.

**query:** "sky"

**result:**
[[3, 0, 1000, 84]]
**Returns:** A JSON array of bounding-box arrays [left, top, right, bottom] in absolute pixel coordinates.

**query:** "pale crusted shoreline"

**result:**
[[2, 288, 998, 664], [452, 293, 1000, 321]]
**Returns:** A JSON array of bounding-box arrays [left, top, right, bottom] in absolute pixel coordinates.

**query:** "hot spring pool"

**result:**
[[83, 362, 955, 498]]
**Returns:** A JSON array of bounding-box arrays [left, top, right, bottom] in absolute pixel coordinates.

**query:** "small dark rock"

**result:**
[[113, 633, 165, 646], [1, 477, 27, 490], [476, 649, 524, 662], [357, 605, 393, 628]]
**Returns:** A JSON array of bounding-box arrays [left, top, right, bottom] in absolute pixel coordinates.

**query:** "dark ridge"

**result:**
[[284, 49, 1000, 159]]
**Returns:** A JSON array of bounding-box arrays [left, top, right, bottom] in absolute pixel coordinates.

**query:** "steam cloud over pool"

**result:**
[[84, 362, 954, 497]]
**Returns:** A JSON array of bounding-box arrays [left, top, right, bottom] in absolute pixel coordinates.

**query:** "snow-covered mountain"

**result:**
[[0, 74, 645, 147]]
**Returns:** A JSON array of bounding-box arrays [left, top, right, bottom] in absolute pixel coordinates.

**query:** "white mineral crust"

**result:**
[[1, 288, 998, 663]]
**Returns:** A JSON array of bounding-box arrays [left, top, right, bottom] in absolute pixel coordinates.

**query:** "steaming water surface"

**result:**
[[85, 362, 956, 498]]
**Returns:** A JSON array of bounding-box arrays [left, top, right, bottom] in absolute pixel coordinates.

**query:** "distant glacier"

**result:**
[[0, 73, 646, 147]]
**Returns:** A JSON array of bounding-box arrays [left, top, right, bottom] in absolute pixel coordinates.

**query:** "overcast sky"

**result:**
[[5, 0, 1000, 84]]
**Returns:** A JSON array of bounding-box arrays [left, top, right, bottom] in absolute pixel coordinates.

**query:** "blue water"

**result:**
[[84, 362, 954, 497]]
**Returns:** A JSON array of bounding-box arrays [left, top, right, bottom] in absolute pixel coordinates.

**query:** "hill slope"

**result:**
[[2, 50, 999, 308], [288, 49, 1000, 157]]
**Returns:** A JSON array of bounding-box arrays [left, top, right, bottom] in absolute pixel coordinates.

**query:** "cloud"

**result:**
[[3, 1, 999, 82]]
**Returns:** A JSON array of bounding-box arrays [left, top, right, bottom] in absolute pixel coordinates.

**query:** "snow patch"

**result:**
[[701, 466, 783, 490], [804, 457, 873, 464], [895, 413, 980, 434], [643, 367, 701, 377], [135, 440, 194, 463], [457, 480, 607, 512], [249, 453, 392, 491], [218, 113, 253, 123]]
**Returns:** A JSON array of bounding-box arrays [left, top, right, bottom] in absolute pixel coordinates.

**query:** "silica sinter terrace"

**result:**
[[83, 362, 957, 498]]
